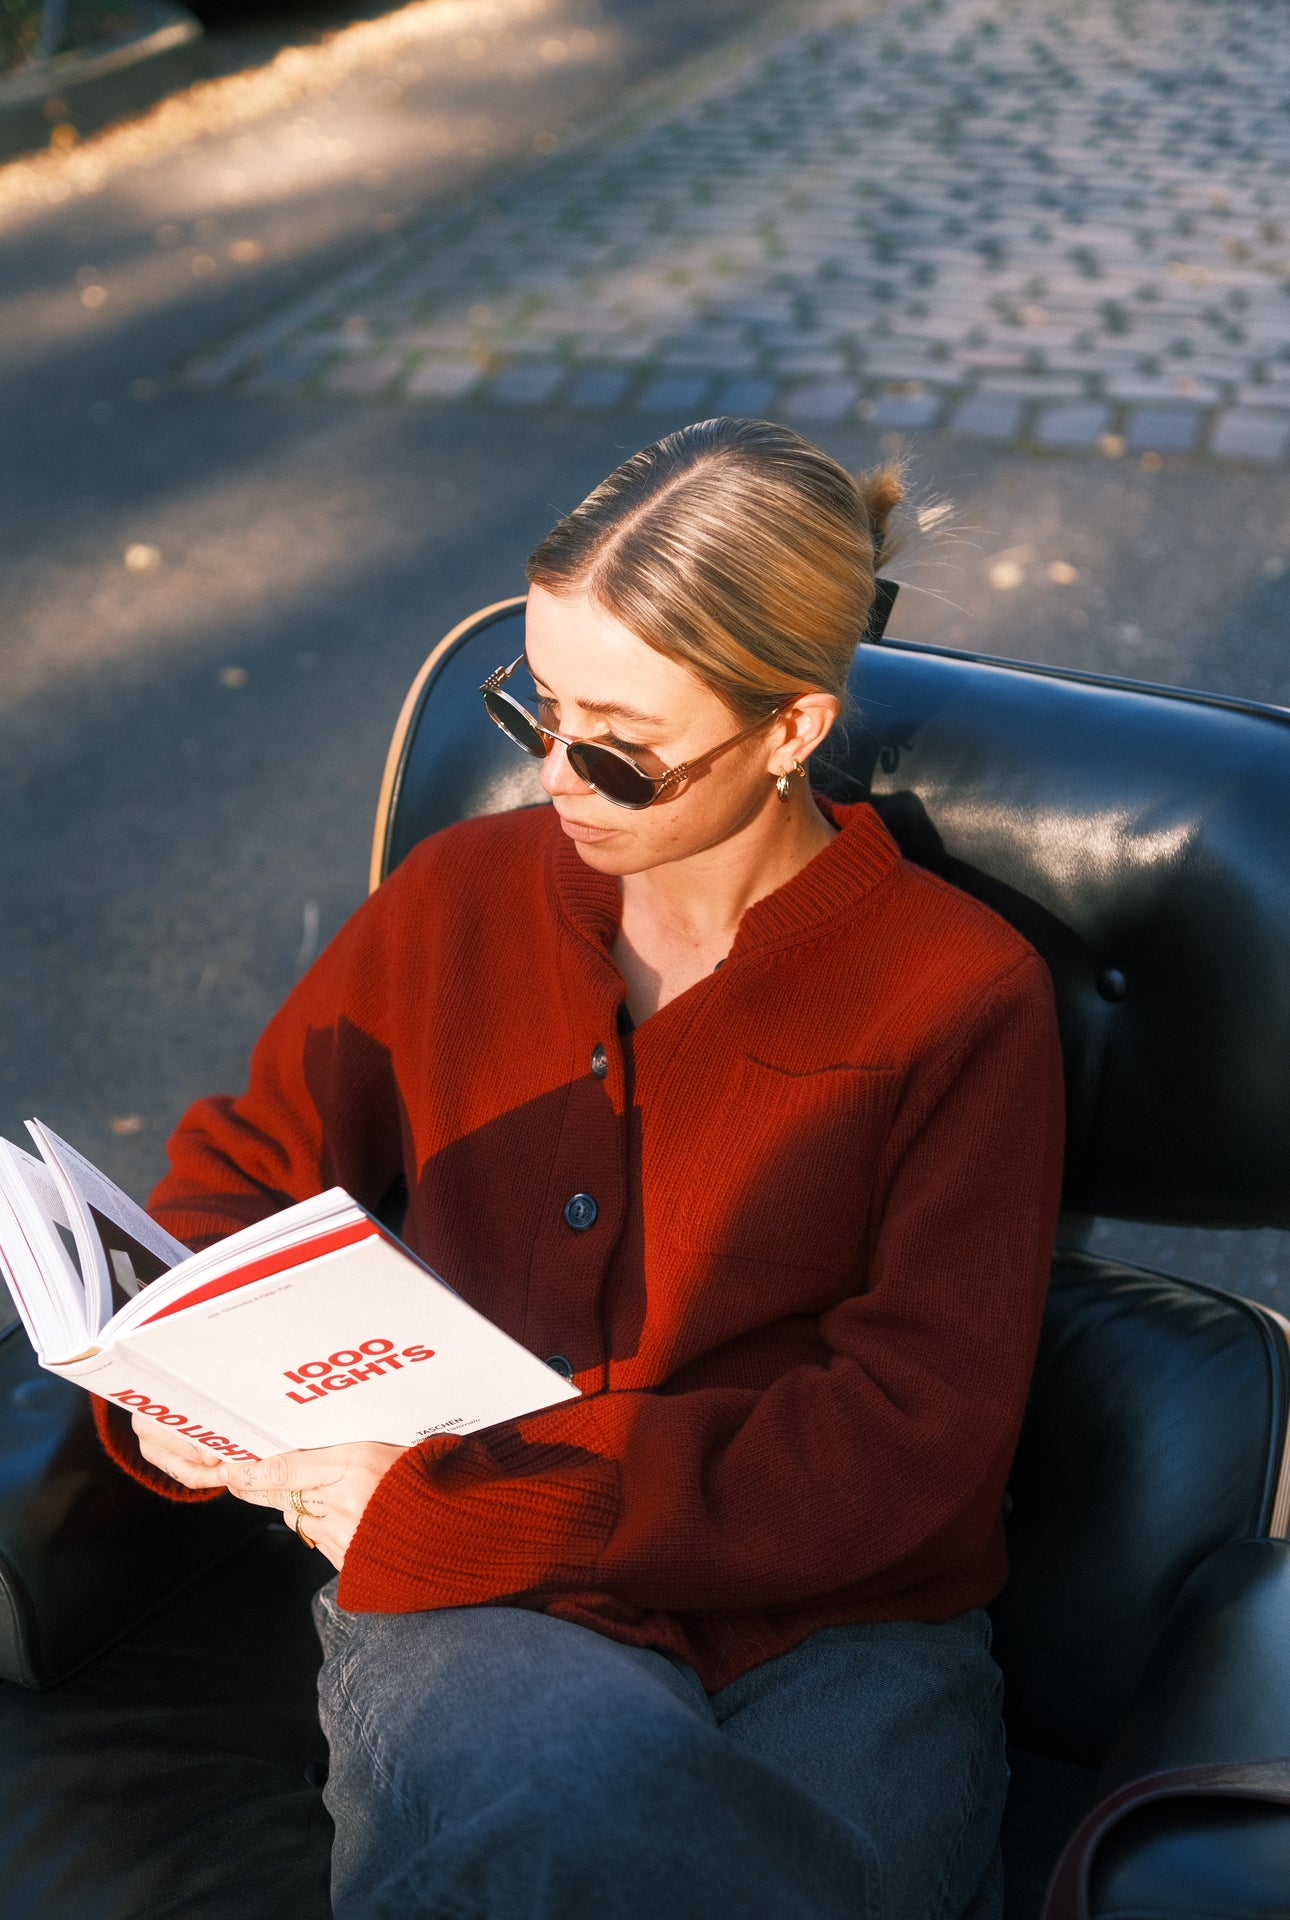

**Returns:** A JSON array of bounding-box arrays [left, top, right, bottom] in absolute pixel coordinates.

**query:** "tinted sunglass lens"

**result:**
[[568, 743, 656, 808], [484, 692, 547, 757]]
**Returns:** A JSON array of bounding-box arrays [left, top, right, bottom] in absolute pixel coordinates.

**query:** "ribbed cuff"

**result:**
[[338, 1404, 621, 1612], [91, 1396, 226, 1504]]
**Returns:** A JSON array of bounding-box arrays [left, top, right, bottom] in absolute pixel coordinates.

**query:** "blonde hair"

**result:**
[[526, 418, 903, 724]]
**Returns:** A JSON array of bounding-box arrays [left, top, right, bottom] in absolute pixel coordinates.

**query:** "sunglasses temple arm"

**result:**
[[673, 703, 790, 784], [479, 655, 526, 695]]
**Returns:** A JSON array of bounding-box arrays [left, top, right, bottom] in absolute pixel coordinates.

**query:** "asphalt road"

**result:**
[[0, 0, 780, 1186], [1, 0, 1288, 1314]]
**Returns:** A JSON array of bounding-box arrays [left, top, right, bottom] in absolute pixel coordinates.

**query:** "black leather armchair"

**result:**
[[2, 595, 1288, 1920]]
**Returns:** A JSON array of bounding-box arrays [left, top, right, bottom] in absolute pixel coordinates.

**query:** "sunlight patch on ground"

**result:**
[[0, 0, 561, 224]]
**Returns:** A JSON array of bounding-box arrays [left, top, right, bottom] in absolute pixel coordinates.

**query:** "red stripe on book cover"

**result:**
[[137, 1220, 378, 1325]]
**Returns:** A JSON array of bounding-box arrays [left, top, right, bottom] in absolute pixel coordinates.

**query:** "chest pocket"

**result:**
[[673, 1055, 900, 1276]]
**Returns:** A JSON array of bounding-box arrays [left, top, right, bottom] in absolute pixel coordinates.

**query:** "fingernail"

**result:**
[[216, 1464, 230, 1484]]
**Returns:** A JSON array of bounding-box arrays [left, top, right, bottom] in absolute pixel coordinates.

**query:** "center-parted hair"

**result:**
[[526, 418, 903, 724]]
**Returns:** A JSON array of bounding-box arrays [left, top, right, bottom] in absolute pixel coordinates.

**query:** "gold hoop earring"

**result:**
[[775, 761, 806, 803]]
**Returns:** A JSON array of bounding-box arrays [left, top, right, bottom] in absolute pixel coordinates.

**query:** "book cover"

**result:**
[[0, 1125, 579, 1463]]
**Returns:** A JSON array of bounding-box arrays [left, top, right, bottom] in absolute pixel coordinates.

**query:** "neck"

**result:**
[[619, 793, 838, 946]]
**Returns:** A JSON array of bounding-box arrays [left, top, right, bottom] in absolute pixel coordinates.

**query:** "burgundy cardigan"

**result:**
[[96, 800, 1066, 1690]]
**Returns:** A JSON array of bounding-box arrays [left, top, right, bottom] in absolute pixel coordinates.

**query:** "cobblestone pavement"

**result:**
[[191, 0, 1290, 462]]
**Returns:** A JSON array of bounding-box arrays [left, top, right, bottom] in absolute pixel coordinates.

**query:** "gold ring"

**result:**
[[296, 1522, 318, 1551], [289, 1487, 324, 1521]]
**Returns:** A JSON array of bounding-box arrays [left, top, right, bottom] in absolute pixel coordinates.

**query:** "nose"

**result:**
[[538, 737, 587, 800]]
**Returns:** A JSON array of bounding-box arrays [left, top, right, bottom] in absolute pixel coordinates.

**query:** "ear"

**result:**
[[769, 692, 840, 770]]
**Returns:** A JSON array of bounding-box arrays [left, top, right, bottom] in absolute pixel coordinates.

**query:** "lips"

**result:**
[[556, 813, 618, 842]]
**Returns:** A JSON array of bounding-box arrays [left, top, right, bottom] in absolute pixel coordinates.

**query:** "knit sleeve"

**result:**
[[146, 876, 409, 1251], [93, 867, 413, 1497], [338, 952, 1066, 1616]]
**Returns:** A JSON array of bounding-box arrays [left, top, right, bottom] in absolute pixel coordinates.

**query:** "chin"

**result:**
[[571, 839, 638, 875]]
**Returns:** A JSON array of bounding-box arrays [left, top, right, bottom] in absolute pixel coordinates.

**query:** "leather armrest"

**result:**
[[1043, 1541, 1290, 1919], [0, 1327, 270, 1687], [1098, 1538, 1290, 1788]]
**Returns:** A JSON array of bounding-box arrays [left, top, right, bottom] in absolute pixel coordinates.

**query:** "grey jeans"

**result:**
[[313, 1582, 1007, 1920]]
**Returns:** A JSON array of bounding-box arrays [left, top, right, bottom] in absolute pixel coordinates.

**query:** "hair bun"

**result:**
[[857, 465, 905, 551]]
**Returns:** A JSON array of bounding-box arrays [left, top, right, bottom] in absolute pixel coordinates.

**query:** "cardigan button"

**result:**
[[591, 1044, 609, 1079], [546, 1354, 575, 1378], [564, 1193, 598, 1232]]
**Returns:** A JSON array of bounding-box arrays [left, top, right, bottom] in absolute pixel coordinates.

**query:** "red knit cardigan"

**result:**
[[95, 799, 1066, 1691]]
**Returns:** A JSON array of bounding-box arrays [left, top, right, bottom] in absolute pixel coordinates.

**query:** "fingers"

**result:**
[[219, 1446, 349, 1497], [290, 1516, 344, 1571], [131, 1412, 226, 1489], [217, 1442, 404, 1564]]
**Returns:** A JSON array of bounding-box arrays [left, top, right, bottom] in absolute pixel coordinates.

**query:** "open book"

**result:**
[[0, 1121, 579, 1462]]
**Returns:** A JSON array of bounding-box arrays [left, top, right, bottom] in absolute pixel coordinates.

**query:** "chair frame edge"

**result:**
[[1249, 1302, 1290, 1538], [369, 595, 528, 894]]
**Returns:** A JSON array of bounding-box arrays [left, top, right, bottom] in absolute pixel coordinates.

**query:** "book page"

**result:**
[[96, 1215, 173, 1300], [28, 1122, 187, 1281], [24, 1122, 111, 1334], [0, 1141, 90, 1357], [0, 1179, 50, 1354], [104, 1187, 363, 1337]]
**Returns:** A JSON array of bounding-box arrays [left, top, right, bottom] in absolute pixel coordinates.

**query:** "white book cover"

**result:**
[[0, 1124, 579, 1463]]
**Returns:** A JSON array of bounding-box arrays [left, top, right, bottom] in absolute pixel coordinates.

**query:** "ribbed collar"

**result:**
[[546, 799, 901, 961]]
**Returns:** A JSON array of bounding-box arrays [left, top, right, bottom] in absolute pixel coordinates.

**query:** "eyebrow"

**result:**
[[527, 665, 667, 730]]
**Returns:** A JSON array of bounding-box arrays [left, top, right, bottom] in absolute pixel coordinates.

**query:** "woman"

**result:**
[[97, 419, 1066, 1920]]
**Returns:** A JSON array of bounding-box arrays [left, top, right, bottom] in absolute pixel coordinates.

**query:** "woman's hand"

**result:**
[[132, 1412, 228, 1489], [130, 1413, 405, 1568], [219, 1441, 407, 1569]]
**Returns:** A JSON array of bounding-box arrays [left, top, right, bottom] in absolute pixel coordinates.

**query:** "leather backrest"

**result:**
[[376, 600, 1290, 1228]]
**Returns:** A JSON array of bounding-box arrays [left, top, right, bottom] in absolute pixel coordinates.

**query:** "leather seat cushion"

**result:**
[[0, 1526, 332, 1920]]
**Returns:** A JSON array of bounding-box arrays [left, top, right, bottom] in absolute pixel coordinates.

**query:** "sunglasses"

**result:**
[[480, 656, 786, 810]]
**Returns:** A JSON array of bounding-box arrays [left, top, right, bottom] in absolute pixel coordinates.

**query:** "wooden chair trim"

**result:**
[[1256, 1303, 1290, 1539], [369, 595, 527, 895], [1042, 1758, 1290, 1920]]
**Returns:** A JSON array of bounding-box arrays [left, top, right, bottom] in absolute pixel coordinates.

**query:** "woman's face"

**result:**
[[523, 583, 825, 877]]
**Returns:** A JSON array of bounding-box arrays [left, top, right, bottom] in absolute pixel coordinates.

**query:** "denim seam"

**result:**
[[330, 1646, 428, 1835], [856, 1802, 887, 1920], [928, 1665, 1004, 1920]]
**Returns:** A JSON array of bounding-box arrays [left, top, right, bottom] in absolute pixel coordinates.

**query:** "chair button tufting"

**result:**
[[546, 1354, 575, 1378], [591, 1045, 609, 1079], [1096, 967, 1129, 1002], [564, 1193, 598, 1232]]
